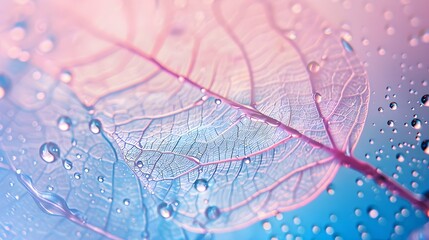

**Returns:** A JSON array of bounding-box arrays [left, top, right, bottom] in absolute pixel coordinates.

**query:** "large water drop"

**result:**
[[39, 142, 60, 163], [158, 203, 174, 219]]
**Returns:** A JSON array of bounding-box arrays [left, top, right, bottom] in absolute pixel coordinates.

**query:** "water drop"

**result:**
[[378, 107, 384, 112], [59, 70, 72, 83], [387, 120, 394, 127], [243, 157, 251, 164], [39, 142, 60, 163], [421, 140, 429, 154], [307, 61, 320, 73], [314, 93, 322, 103], [97, 176, 105, 183], [368, 207, 379, 218], [389, 102, 398, 110], [158, 203, 173, 219], [57, 116, 72, 131], [123, 199, 130, 206], [341, 38, 354, 52], [396, 153, 405, 162], [205, 206, 221, 220], [62, 159, 73, 170], [411, 119, 422, 129], [214, 99, 222, 105], [74, 173, 81, 179], [194, 179, 208, 192], [89, 119, 102, 134], [135, 160, 143, 168], [421, 94, 429, 106]]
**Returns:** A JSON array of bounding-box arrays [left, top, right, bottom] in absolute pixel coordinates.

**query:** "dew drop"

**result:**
[[74, 172, 81, 180], [205, 206, 221, 220], [158, 203, 173, 219], [341, 38, 354, 52], [39, 142, 60, 163], [396, 153, 405, 162], [135, 160, 143, 168], [0, 74, 11, 100], [214, 99, 222, 105], [62, 159, 73, 170], [59, 70, 72, 83], [421, 94, 429, 106], [314, 93, 322, 103], [387, 120, 395, 127], [378, 107, 384, 112], [123, 199, 130, 206], [243, 157, 251, 164], [97, 176, 105, 183], [307, 61, 320, 73], [368, 207, 379, 218], [57, 116, 72, 131], [421, 140, 429, 154], [89, 119, 102, 134], [411, 119, 422, 129], [194, 179, 208, 192], [389, 102, 398, 110]]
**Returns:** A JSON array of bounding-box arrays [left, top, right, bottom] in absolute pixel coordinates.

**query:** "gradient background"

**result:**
[[0, 0, 428, 239]]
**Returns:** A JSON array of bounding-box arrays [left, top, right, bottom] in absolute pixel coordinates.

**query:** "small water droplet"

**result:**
[[39, 142, 60, 163], [378, 107, 384, 112], [396, 153, 405, 162], [389, 102, 398, 110], [341, 38, 354, 52], [387, 120, 394, 127], [307, 61, 320, 73], [314, 93, 322, 103], [62, 159, 73, 170], [74, 172, 81, 179], [57, 116, 72, 131], [89, 119, 102, 134], [158, 203, 173, 219], [243, 157, 251, 164], [421, 94, 429, 106], [135, 161, 143, 168], [411, 119, 422, 129], [59, 70, 72, 83], [421, 140, 429, 154], [214, 99, 222, 105], [123, 199, 130, 206], [194, 179, 208, 192], [205, 206, 221, 220], [368, 207, 379, 218], [97, 176, 105, 183]]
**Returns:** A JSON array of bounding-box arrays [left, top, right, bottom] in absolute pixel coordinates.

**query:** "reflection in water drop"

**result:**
[[368, 207, 379, 219], [39, 142, 60, 163], [89, 119, 102, 134], [57, 116, 72, 131], [123, 199, 130, 206], [205, 206, 221, 220], [158, 203, 174, 219], [194, 179, 208, 192], [422, 140, 429, 154], [411, 119, 422, 129]]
